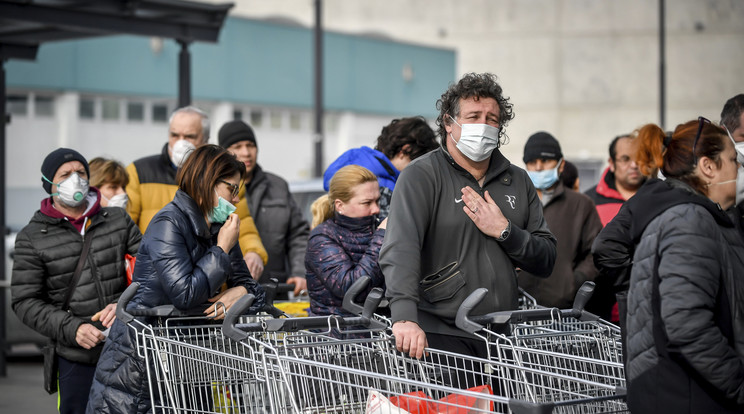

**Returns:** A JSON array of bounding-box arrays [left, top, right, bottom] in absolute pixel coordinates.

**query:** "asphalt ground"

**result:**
[[0, 347, 58, 413]]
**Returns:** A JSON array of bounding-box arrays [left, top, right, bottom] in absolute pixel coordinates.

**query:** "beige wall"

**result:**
[[218, 0, 744, 169]]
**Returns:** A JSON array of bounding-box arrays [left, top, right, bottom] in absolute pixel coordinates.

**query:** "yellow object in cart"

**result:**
[[274, 301, 310, 317]]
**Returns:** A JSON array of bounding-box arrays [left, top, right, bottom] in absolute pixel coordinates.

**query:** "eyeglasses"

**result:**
[[219, 179, 240, 198], [692, 116, 711, 165]]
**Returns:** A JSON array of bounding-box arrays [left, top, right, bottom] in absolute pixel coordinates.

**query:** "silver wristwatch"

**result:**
[[496, 220, 511, 242]]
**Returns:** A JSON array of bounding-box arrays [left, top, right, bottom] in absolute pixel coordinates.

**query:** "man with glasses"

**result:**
[[585, 134, 645, 227], [218, 120, 309, 296]]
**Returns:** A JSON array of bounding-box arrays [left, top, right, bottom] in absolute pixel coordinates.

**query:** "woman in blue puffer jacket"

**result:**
[[305, 165, 387, 320], [86, 145, 265, 414]]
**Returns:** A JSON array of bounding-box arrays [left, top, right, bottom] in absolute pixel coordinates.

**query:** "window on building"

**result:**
[[250, 109, 263, 128], [79, 97, 95, 119], [102, 99, 120, 120], [233, 109, 243, 120], [289, 112, 302, 131], [270, 111, 282, 129], [152, 103, 169, 123], [127, 102, 144, 122], [7, 94, 28, 116], [34, 95, 54, 117]]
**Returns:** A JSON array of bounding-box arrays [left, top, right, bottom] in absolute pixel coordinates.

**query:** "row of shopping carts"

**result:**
[[115, 278, 627, 413]]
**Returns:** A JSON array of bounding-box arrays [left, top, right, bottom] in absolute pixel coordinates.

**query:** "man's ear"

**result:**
[[558, 159, 565, 174], [608, 157, 616, 173]]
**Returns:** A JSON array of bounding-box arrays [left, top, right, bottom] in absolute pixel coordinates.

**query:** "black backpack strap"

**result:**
[[61, 229, 95, 311]]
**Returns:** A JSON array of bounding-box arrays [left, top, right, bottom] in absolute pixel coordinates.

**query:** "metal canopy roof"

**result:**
[[0, 0, 233, 61]]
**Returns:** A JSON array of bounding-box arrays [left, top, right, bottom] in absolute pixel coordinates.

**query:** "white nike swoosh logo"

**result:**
[[455, 198, 463, 203]]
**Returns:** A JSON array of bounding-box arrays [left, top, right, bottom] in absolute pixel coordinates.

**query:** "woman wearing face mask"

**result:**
[[88, 157, 129, 209], [304, 165, 387, 327], [86, 145, 265, 414], [593, 118, 744, 412]]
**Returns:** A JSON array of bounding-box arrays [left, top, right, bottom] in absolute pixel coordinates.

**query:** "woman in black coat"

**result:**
[[86, 145, 265, 414]]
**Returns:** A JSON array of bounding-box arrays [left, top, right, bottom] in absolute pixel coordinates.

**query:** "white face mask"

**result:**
[[103, 193, 128, 209], [170, 139, 196, 167], [449, 116, 501, 162], [45, 172, 89, 207], [725, 127, 744, 205]]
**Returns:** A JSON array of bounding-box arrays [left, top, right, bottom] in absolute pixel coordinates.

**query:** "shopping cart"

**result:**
[[116, 277, 388, 414], [453, 282, 627, 409], [220, 292, 628, 414]]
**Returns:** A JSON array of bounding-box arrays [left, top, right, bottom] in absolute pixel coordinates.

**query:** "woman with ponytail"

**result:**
[[595, 118, 744, 412], [305, 165, 387, 322]]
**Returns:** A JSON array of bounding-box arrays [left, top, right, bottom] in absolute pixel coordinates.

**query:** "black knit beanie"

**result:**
[[41, 148, 89, 194], [523, 131, 563, 163], [218, 120, 257, 149]]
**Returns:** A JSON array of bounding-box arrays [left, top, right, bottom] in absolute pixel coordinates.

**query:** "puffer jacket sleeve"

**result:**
[[305, 228, 385, 299], [125, 162, 143, 231], [226, 242, 265, 313], [146, 214, 232, 310], [11, 230, 82, 347], [236, 187, 268, 264], [657, 206, 744, 403], [125, 212, 142, 256]]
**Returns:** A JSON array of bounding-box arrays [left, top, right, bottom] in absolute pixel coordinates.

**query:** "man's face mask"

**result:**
[[44, 172, 89, 207], [209, 190, 237, 224], [170, 139, 196, 168], [725, 126, 744, 205], [527, 159, 562, 190], [449, 115, 500, 162]]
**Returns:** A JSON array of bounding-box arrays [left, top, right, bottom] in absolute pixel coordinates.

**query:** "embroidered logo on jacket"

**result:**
[[505, 195, 516, 209]]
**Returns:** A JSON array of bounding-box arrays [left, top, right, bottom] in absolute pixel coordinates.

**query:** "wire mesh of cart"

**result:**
[[454, 283, 627, 411], [221, 290, 628, 414]]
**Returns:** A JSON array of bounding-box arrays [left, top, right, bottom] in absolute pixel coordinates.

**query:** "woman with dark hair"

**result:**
[[306, 165, 387, 322], [594, 118, 744, 412], [86, 145, 265, 414]]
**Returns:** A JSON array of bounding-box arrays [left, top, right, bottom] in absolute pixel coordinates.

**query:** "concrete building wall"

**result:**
[[222, 0, 744, 175]]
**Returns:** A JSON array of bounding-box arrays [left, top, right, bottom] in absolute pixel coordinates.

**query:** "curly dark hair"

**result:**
[[435, 72, 515, 144], [374, 116, 438, 161], [721, 94, 744, 133]]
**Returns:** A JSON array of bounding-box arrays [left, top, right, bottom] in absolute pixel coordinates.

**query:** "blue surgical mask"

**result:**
[[208, 191, 236, 223], [527, 159, 562, 190]]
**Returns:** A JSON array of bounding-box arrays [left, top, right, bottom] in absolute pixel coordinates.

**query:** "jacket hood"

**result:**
[[323, 146, 399, 192], [39, 188, 102, 232], [595, 167, 624, 201], [628, 178, 732, 242]]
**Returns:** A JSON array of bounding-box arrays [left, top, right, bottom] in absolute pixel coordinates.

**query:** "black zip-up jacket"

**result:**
[[11, 204, 141, 364], [380, 147, 556, 337]]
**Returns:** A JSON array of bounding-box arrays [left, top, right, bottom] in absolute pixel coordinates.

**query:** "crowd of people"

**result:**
[[9, 72, 744, 412]]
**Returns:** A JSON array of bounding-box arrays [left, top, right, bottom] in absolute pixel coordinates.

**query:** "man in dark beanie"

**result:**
[[11, 148, 141, 413], [518, 131, 602, 308], [219, 120, 309, 297]]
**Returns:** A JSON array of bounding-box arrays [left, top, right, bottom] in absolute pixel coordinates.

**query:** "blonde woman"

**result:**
[[305, 165, 387, 319], [88, 157, 129, 209]]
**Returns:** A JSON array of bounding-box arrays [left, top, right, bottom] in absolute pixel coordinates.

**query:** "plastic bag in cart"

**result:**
[[365, 385, 493, 414]]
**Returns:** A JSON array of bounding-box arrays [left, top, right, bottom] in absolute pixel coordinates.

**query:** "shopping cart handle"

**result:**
[[221, 294, 257, 341], [455, 288, 489, 334], [261, 278, 295, 317], [572, 280, 595, 312], [341, 275, 371, 316], [116, 281, 140, 323]]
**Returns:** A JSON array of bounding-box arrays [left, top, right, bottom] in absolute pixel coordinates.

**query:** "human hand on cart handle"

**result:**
[[91, 303, 118, 328], [76, 323, 105, 349], [392, 321, 428, 359], [205, 285, 248, 319], [461, 187, 509, 238], [287, 276, 307, 296], [217, 213, 240, 253]]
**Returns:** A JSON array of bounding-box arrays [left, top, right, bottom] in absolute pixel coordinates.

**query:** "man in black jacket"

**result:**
[[219, 120, 310, 297], [11, 148, 141, 414]]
